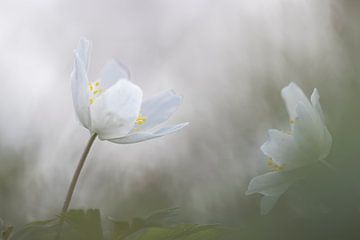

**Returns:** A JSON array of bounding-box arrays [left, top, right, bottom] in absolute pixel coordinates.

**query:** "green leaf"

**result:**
[[60, 209, 103, 240], [144, 208, 179, 226], [110, 208, 243, 240], [123, 224, 233, 240], [11, 209, 104, 240], [109, 217, 144, 240], [110, 208, 180, 240], [11, 218, 59, 240], [109, 220, 130, 240]]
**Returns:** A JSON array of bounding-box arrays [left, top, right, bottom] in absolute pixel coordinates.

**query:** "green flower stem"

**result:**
[[61, 133, 97, 214]]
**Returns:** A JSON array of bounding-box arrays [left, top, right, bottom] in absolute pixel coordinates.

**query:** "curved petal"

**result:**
[[281, 82, 312, 121], [246, 168, 307, 214], [134, 90, 183, 132], [90, 79, 143, 139], [291, 88, 332, 161], [321, 127, 332, 160], [261, 129, 311, 170], [98, 59, 130, 89], [246, 171, 293, 196], [109, 122, 188, 144], [310, 88, 325, 123], [260, 194, 282, 215], [293, 102, 330, 161], [71, 52, 91, 129], [77, 38, 92, 71]]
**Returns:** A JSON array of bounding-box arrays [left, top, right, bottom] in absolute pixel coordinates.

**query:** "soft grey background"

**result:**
[[0, 0, 360, 237]]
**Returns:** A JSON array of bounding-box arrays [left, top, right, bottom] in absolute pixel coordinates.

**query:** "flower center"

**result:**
[[267, 158, 284, 171], [134, 113, 147, 131], [89, 81, 103, 105], [135, 113, 147, 126]]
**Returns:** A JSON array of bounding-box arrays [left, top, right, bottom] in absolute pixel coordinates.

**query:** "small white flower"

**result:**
[[246, 82, 332, 214], [71, 38, 188, 143]]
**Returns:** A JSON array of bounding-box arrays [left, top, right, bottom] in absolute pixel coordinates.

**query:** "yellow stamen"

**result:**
[[289, 119, 295, 124], [135, 114, 147, 126], [267, 158, 284, 171], [88, 81, 104, 105]]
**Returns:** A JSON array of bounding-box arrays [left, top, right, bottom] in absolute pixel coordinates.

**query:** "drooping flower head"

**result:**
[[246, 82, 332, 214], [71, 38, 188, 143]]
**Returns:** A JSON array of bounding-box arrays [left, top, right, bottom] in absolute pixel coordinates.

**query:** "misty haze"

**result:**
[[0, 0, 360, 239]]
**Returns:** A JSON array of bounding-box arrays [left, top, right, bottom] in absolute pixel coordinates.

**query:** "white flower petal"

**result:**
[[90, 79, 143, 139], [261, 129, 311, 170], [260, 194, 282, 215], [249, 83, 332, 214], [71, 52, 91, 129], [77, 38, 92, 71], [109, 122, 188, 144], [246, 171, 293, 196], [281, 82, 312, 121], [98, 59, 130, 89], [321, 127, 333, 160], [246, 169, 306, 213], [310, 88, 325, 123], [293, 102, 331, 160], [136, 90, 183, 131]]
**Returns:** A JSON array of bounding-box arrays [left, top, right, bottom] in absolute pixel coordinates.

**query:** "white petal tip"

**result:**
[[245, 178, 257, 195], [281, 82, 300, 96], [156, 122, 189, 135], [310, 88, 320, 103], [182, 122, 190, 127], [79, 37, 90, 45], [80, 36, 89, 41], [169, 89, 184, 101], [260, 143, 267, 155], [245, 190, 252, 196]]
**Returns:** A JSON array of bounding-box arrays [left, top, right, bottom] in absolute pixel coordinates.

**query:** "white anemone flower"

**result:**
[[71, 38, 188, 143], [60, 38, 189, 219], [246, 82, 332, 215]]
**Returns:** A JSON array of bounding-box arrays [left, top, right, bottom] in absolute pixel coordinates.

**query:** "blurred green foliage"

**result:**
[[1, 2, 360, 240], [2, 208, 243, 240]]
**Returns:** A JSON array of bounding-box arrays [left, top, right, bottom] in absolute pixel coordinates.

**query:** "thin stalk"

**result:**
[[61, 133, 97, 214], [55, 133, 97, 240]]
